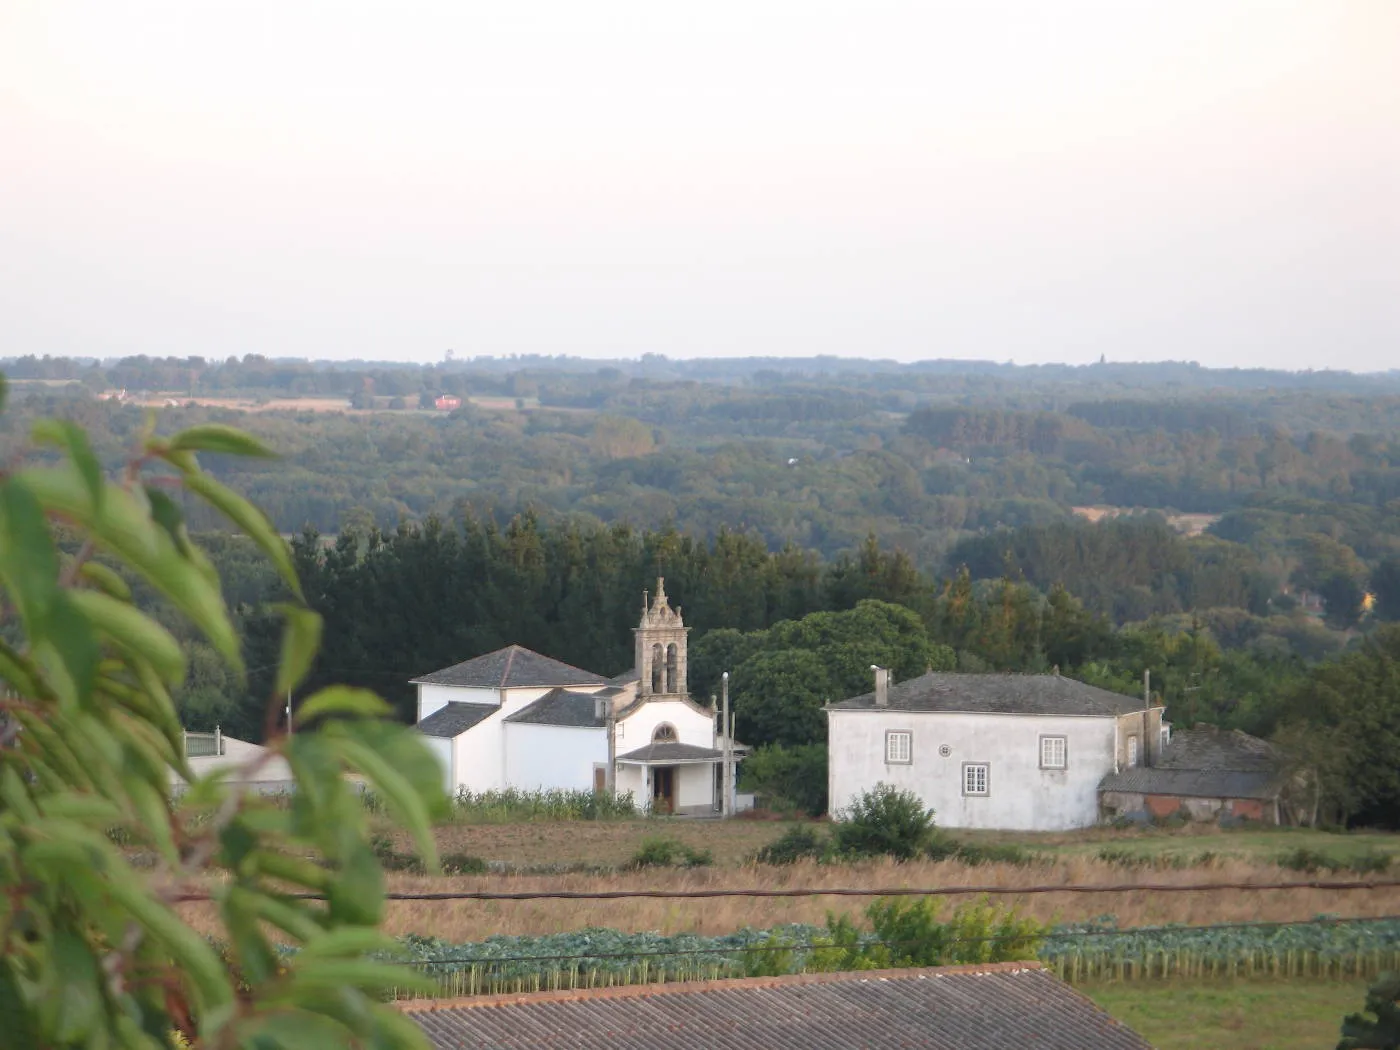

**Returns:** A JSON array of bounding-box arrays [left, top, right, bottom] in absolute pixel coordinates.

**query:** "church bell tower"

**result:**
[[634, 578, 689, 698]]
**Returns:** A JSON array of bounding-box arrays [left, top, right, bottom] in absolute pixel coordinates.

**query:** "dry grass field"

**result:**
[[175, 817, 1400, 943]]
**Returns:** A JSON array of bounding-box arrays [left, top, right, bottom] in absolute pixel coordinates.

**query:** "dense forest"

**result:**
[[4, 355, 1400, 824]]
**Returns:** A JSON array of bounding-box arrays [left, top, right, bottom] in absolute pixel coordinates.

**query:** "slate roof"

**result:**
[[504, 689, 607, 729], [411, 645, 608, 690], [615, 741, 726, 764], [829, 672, 1149, 718], [1100, 726, 1283, 800], [415, 702, 498, 739], [405, 963, 1153, 1050]]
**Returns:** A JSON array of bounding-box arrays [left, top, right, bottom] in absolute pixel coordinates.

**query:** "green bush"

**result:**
[[833, 784, 935, 860], [754, 825, 830, 865], [865, 895, 1047, 968], [628, 838, 712, 869], [440, 852, 489, 875], [739, 744, 829, 816]]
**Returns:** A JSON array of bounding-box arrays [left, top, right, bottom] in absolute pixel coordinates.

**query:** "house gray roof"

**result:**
[[406, 963, 1153, 1050], [1100, 726, 1283, 800], [411, 645, 608, 690], [505, 688, 607, 729], [615, 741, 726, 764], [416, 702, 497, 738], [828, 672, 1149, 718]]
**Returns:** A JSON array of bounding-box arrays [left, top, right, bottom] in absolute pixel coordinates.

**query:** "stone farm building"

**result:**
[[412, 580, 744, 815], [1099, 724, 1285, 824]]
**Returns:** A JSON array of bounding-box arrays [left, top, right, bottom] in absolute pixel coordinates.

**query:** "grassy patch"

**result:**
[[1084, 979, 1364, 1050]]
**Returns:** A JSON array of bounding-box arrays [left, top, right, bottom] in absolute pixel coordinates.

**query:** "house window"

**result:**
[[962, 763, 989, 796], [885, 730, 912, 764], [1040, 735, 1067, 770], [653, 723, 677, 743], [1127, 736, 1139, 767]]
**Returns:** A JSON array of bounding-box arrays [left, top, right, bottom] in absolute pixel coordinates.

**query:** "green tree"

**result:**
[[1372, 558, 1400, 623], [1319, 571, 1366, 630], [1338, 972, 1400, 1050], [0, 382, 448, 1048]]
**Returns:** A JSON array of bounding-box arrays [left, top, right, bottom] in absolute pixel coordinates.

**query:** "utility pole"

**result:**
[[721, 671, 732, 818], [286, 691, 293, 736]]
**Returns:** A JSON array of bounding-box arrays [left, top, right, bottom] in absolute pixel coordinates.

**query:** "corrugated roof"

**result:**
[[1155, 726, 1278, 771], [411, 645, 608, 690], [829, 672, 1148, 718], [505, 689, 607, 729], [615, 741, 724, 764], [404, 963, 1153, 1050], [416, 702, 498, 738]]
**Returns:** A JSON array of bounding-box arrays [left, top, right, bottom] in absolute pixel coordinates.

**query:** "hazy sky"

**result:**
[[2, 2, 1397, 369]]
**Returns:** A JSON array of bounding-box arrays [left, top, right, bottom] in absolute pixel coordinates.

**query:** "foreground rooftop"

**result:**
[[402, 962, 1152, 1049]]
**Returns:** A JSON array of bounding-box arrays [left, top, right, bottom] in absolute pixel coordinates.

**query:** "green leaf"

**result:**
[[180, 470, 304, 601], [326, 727, 437, 870], [275, 604, 322, 698], [51, 930, 103, 1041], [326, 842, 385, 926], [295, 686, 390, 725], [295, 928, 398, 963], [167, 423, 276, 458], [33, 418, 105, 513], [77, 560, 132, 601], [102, 868, 235, 1013], [19, 466, 243, 673], [68, 589, 187, 686]]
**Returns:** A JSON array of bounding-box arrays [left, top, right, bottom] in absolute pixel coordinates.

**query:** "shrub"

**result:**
[[866, 895, 1046, 967], [754, 825, 830, 865], [833, 784, 935, 860], [628, 837, 710, 868], [440, 852, 489, 875], [739, 744, 828, 816]]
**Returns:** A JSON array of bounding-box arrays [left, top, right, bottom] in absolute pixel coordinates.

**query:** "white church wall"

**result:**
[[504, 723, 606, 792], [422, 736, 453, 795], [417, 684, 497, 722], [616, 699, 714, 750]]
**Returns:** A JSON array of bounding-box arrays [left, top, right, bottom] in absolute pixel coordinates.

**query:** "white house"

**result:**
[[412, 580, 744, 814], [826, 669, 1165, 831]]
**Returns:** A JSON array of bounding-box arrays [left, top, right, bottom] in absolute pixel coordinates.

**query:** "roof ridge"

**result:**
[[397, 961, 1045, 1014], [499, 645, 519, 688]]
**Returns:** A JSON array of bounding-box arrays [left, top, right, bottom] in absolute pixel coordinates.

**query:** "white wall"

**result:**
[[615, 698, 714, 751], [827, 710, 1116, 831], [417, 684, 498, 722], [504, 723, 606, 792], [422, 736, 453, 795]]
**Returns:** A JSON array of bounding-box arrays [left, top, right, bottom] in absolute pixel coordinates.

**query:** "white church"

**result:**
[[411, 580, 744, 815]]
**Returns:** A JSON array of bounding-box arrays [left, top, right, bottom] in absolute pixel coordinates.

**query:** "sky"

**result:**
[[1, 1, 1397, 370]]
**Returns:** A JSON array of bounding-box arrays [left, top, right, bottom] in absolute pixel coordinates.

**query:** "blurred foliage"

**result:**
[[0, 380, 448, 1048]]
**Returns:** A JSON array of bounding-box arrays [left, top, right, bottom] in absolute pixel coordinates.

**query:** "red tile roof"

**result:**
[[402, 962, 1152, 1049]]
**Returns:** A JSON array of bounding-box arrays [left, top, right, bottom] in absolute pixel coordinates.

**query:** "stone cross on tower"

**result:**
[[634, 577, 689, 697]]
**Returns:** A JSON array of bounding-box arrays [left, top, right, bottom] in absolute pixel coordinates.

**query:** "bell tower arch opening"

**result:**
[[633, 577, 689, 697]]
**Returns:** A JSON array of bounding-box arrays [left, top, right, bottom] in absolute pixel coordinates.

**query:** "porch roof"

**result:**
[[616, 742, 728, 765]]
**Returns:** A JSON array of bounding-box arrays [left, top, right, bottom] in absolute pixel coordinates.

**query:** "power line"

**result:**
[[393, 914, 1400, 969], [174, 877, 1400, 904]]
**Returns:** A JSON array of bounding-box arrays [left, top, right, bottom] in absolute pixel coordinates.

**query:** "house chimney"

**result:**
[[872, 666, 890, 707]]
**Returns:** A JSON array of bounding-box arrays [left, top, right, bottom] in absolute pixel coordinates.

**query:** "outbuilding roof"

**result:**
[[1099, 725, 1283, 800], [411, 645, 608, 690], [828, 672, 1149, 718], [415, 702, 498, 738], [504, 688, 607, 729], [404, 963, 1153, 1050]]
